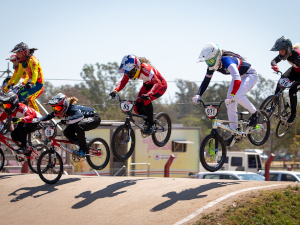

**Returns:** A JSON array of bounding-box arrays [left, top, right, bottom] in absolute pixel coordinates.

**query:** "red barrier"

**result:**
[[164, 154, 175, 177], [283, 156, 286, 168], [265, 153, 275, 181], [21, 161, 28, 173]]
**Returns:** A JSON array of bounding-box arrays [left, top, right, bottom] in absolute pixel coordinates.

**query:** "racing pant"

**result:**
[[18, 82, 44, 113], [11, 122, 40, 147], [134, 83, 167, 124], [63, 113, 101, 152], [226, 68, 258, 132], [275, 67, 300, 115]]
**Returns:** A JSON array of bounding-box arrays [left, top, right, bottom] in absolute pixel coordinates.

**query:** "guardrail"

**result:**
[[128, 163, 150, 177]]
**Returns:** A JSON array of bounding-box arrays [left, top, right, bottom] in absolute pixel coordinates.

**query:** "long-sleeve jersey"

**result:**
[[40, 104, 97, 124], [4, 67, 29, 92], [13, 55, 44, 85], [271, 49, 300, 73], [197, 56, 253, 96], [114, 63, 167, 96], [0, 103, 41, 123]]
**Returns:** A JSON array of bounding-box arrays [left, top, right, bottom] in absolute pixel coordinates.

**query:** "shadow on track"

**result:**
[[151, 181, 241, 212], [72, 179, 145, 209], [0, 174, 25, 180], [9, 177, 81, 202]]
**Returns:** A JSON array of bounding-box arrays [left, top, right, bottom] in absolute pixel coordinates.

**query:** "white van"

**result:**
[[199, 151, 263, 173], [244, 149, 269, 160]]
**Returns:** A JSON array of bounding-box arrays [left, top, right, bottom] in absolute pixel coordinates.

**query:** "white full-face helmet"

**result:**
[[197, 42, 222, 71]]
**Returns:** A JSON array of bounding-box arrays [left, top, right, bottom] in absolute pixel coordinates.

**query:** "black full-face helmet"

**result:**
[[270, 36, 293, 60], [0, 92, 19, 115]]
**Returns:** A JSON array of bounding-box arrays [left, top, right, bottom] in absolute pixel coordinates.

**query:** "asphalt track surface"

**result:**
[[0, 173, 293, 225]]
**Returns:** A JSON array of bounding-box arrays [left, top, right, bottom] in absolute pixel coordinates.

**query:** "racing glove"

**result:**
[[272, 65, 279, 72], [225, 95, 235, 105], [192, 95, 200, 104], [60, 119, 69, 125], [25, 83, 34, 89], [12, 117, 22, 123], [140, 94, 150, 100], [109, 90, 117, 98]]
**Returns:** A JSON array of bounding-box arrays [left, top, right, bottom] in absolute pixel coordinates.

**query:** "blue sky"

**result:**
[[0, 0, 299, 102]]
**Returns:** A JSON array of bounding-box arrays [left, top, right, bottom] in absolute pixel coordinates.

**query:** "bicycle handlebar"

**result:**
[[197, 99, 225, 108]]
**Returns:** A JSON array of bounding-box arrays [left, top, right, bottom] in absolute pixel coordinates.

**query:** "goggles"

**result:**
[[52, 105, 62, 112], [205, 49, 221, 66], [3, 103, 12, 109]]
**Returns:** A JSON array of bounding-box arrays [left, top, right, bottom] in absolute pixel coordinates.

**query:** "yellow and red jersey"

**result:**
[[13, 55, 44, 85], [4, 67, 29, 92]]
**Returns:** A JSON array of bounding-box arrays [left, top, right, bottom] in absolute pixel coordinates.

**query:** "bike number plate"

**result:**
[[279, 77, 293, 88], [44, 127, 54, 138], [205, 106, 217, 118], [120, 102, 133, 112]]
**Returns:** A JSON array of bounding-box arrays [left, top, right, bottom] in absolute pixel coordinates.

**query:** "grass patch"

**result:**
[[195, 185, 300, 224]]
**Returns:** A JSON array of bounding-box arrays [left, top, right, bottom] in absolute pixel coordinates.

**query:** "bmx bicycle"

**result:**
[[110, 94, 171, 161], [0, 117, 48, 173], [197, 100, 270, 172], [37, 121, 110, 184], [259, 71, 297, 138]]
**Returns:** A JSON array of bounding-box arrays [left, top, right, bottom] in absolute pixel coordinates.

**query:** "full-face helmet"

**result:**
[[270, 36, 293, 60], [47, 93, 69, 118], [0, 92, 19, 115], [197, 42, 222, 71], [118, 55, 141, 80], [10, 42, 29, 62]]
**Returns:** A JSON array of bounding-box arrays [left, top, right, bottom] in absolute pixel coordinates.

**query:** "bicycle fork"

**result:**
[[209, 129, 219, 155]]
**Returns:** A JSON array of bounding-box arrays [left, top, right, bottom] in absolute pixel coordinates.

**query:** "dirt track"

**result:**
[[0, 173, 293, 225]]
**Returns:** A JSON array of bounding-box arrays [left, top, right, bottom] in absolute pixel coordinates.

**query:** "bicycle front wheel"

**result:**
[[276, 108, 291, 138], [111, 125, 135, 161], [259, 95, 278, 119], [152, 112, 172, 147], [86, 138, 110, 170], [27, 144, 49, 173], [37, 150, 63, 184], [248, 111, 270, 146], [0, 148, 4, 172], [199, 134, 227, 172]]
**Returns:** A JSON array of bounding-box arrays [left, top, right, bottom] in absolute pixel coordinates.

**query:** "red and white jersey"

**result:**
[[0, 103, 41, 123], [115, 63, 167, 96]]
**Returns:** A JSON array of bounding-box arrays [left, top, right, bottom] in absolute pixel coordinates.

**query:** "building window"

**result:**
[[172, 140, 193, 152]]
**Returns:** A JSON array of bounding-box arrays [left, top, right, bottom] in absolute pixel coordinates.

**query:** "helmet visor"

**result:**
[[52, 106, 62, 112], [3, 103, 12, 109], [126, 68, 137, 79], [205, 58, 217, 66], [205, 48, 221, 66]]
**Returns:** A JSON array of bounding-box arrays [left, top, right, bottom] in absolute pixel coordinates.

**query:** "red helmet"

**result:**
[[11, 42, 29, 62], [47, 93, 69, 118]]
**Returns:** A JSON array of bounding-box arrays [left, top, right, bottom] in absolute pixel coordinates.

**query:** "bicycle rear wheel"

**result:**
[[27, 144, 49, 173], [0, 148, 4, 172], [199, 133, 227, 172], [37, 149, 63, 184], [86, 138, 110, 170], [248, 111, 270, 146], [276, 108, 291, 138], [152, 112, 172, 147], [111, 125, 135, 161], [259, 95, 278, 119]]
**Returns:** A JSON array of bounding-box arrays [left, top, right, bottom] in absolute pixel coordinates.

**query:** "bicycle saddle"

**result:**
[[237, 111, 249, 115]]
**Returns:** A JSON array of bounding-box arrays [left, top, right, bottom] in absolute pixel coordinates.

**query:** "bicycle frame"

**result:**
[[0, 133, 38, 160]]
